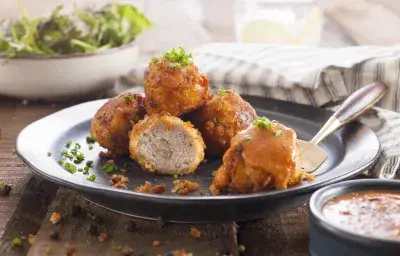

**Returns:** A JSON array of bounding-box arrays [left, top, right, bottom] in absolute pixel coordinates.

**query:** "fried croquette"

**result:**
[[185, 89, 257, 157], [144, 47, 211, 116], [210, 117, 312, 195], [129, 114, 205, 175], [90, 93, 145, 155]]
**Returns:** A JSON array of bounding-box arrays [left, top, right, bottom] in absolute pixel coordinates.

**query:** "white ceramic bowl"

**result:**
[[0, 43, 138, 99]]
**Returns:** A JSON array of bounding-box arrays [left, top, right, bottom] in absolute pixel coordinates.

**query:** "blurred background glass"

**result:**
[[234, 0, 324, 46]]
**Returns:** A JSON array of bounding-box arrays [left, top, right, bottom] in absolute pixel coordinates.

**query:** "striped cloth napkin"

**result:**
[[114, 43, 400, 179]]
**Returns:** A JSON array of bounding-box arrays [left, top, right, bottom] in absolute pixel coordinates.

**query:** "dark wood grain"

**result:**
[[238, 206, 309, 256], [28, 188, 238, 256]]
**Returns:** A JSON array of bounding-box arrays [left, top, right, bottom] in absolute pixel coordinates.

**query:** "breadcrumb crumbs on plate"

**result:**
[[49, 212, 62, 224], [189, 227, 201, 238], [171, 180, 199, 195], [28, 234, 36, 245], [98, 232, 108, 243], [135, 181, 166, 194], [152, 240, 160, 247], [169, 249, 194, 256], [109, 174, 129, 189]]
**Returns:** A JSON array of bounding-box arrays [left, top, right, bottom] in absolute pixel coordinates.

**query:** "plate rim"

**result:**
[[16, 96, 381, 203]]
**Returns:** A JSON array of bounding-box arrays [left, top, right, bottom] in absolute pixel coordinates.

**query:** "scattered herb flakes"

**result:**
[[151, 57, 158, 63], [123, 95, 133, 101], [212, 170, 217, 177], [85, 239, 92, 245], [58, 160, 64, 165], [66, 141, 72, 148], [273, 130, 283, 137], [98, 232, 108, 243], [49, 212, 62, 224], [78, 168, 83, 172], [0, 183, 12, 196], [212, 117, 218, 126], [86, 160, 94, 167], [89, 145, 94, 150], [83, 166, 90, 174], [11, 237, 22, 247], [102, 163, 117, 173], [189, 227, 201, 238], [87, 174, 96, 182], [70, 148, 78, 156], [217, 88, 232, 94], [199, 190, 206, 196], [47, 152, 52, 157], [46, 248, 54, 255], [86, 135, 96, 144], [112, 245, 123, 251], [152, 240, 160, 247], [173, 173, 178, 179], [60, 150, 73, 159], [28, 234, 36, 245], [63, 162, 77, 173], [73, 152, 85, 164]]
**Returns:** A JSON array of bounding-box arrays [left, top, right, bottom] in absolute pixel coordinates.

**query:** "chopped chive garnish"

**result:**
[[47, 152, 52, 157], [151, 57, 158, 63], [112, 245, 122, 251], [123, 95, 132, 101], [58, 160, 64, 166], [74, 143, 81, 149], [158, 46, 192, 67], [63, 163, 77, 174], [66, 141, 72, 148], [0, 182, 3, 189], [78, 168, 83, 172], [212, 117, 218, 126], [86, 136, 96, 144], [89, 145, 93, 150], [46, 248, 54, 255], [83, 166, 89, 174], [87, 175, 96, 182], [253, 117, 273, 130], [217, 88, 232, 94], [70, 148, 78, 156], [11, 237, 22, 247], [173, 173, 178, 179], [212, 170, 217, 177], [73, 153, 85, 164], [273, 130, 283, 137], [102, 163, 117, 173], [199, 190, 206, 196], [86, 160, 94, 167]]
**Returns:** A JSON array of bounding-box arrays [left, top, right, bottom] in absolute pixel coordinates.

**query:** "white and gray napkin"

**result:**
[[114, 43, 400, 179]]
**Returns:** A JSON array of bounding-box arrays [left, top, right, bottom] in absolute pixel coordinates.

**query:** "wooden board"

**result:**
[[28, 189, 239, 256]]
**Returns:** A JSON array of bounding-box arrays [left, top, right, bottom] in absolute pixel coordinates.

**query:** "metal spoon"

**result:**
[[298, 82, 388, 173]]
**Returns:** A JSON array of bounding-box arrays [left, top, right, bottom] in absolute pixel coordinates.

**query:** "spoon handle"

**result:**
[[311, 82, 388, 145]]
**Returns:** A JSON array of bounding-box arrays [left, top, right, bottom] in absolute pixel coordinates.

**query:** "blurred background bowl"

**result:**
[[0, 43, 138, 100]]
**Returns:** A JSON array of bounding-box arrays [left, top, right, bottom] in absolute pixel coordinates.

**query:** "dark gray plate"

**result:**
[[16, 96, 380, 223]]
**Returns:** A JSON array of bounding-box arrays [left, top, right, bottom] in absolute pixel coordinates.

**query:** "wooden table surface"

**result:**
[[1, 0, 400, 255]]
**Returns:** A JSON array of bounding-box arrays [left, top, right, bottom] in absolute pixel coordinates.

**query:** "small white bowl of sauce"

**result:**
[[309, 179, 400, 256]]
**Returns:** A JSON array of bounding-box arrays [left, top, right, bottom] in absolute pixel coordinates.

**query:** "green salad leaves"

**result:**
[[0, 3, 151, 58]]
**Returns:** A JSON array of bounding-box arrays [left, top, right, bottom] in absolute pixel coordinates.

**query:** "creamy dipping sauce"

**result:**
[[322, 190, 400, 240]]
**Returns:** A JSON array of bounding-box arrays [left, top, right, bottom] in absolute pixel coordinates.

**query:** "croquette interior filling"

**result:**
[[137, 124, 196, 174]]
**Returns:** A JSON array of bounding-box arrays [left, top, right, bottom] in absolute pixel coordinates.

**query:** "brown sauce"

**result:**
[[322, 190, 400, 240]]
